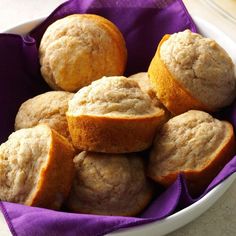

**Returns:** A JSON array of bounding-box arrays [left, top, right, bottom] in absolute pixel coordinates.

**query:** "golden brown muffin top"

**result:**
[[160, 30, 236, 110], [149, 110, 231, 177], [0, 125, 52, 203], [15, 91, 73, 141], [39, 14, 127, 92], [67, 151, 154, 216], [68, 76, 162, 117]]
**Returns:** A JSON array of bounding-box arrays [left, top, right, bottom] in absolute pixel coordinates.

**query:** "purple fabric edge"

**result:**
[[98, 158, 236, 235], [177, 0, 197, 32], [204, 172, 236, 194], [96, 176, 183, 235], [0, 34, 35, 47], [202, 159, 236, 197], [0, 201, 17, 236]]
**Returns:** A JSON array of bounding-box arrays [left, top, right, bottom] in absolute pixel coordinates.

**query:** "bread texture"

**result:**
[[66, 151, 154, 216], [15, 91, 73, 142], [129, 72, 157, 101], [129, 72, 163, 107], [148, 30, 236, 115], [39, 14, 127, 92], [0, 125, 75, 210], [129, 72, 170, 119], [148, 110, 235, 196], [67, 76, 166, 153]]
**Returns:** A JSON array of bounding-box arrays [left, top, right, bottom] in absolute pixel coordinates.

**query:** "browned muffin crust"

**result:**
[[67, 151, 154, 216], [67, 76, 166, 153], [0, 125, 75, 210], [148, 110, 236, 196]]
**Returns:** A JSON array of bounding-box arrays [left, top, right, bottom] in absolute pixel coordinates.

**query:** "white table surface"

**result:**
[[0, 0, 236, 236]]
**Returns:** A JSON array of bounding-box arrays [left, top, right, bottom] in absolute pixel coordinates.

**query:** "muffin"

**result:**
[[66, 76, 166, 153], [128, 72, 162, 106], [148, 30, 236, 115], [39, 14, 127, 92], [0, 124, 75, 210], [66, 151, 154, 216], [15, 91, 73, 142], [129, 72, 157, 100], [148, 110, 235, 196], [129, 72, 170, 119]]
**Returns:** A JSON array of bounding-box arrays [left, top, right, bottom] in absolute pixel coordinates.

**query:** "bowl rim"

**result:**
[[1, 16, 236, 236]]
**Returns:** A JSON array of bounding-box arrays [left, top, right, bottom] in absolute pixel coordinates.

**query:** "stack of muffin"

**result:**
[[0, 14, 235, 216]]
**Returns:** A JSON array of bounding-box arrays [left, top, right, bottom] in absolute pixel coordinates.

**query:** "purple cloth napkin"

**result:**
[[0, 0, 236, 235]]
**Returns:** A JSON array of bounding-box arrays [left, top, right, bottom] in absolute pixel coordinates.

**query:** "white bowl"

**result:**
[[1, 16, 236, 236]]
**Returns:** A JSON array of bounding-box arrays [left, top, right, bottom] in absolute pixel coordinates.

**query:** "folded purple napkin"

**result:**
[[1, 0, 236, 235]]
